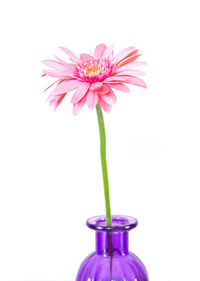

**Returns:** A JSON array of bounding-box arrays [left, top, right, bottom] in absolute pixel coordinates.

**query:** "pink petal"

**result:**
[[113, 47, 136, 64], [102, 44, 114, 59], [80, 53, 92, 62], [42, 60, 74, 76], [98, 98, 111, 113], [71, 83, 90, 104], [114, 69, 145, 76], [94, 84, 110, 94], [73, 97, 86, 115], [118, 61, 146, 72], [47, 92, 62, 103], [118, 54, 141, 68], [42, 69, 69, 79], [90, 82, 103, 91], [55, 56, 77, 71], [123, 76, 147, 88], [103, 76, 126, 83], [100, 88, 116, 105], [60, 47, 80, 63], [94, 44, 107, 59], [107, 83, 130, 93], [48, 93, 67, 110], [52, 79, 81, 95], [43, 79, 60, 92], [54, 56, 70, 67], [86, 90, 99, 109], [53, 93, 67, 110], [117, 50, 140, 66], [41, 60, 70, 72]]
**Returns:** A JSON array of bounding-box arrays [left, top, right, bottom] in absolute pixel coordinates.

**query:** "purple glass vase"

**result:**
[[76, 215, 149, 281]]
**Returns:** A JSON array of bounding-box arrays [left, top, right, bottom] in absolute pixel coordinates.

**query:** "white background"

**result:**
[[0, 0, 200, 280]]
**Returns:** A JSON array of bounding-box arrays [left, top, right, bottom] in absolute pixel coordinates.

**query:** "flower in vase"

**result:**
[[42, 44, 146, 114]]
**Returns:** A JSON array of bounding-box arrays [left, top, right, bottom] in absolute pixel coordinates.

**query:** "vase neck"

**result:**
[[96, 230, 129, 256]]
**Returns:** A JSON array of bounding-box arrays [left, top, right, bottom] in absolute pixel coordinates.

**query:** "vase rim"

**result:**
[[86, 215, 138, 231]]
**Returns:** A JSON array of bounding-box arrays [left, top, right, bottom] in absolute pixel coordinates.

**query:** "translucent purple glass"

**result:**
[[76, 215, 149, 281]]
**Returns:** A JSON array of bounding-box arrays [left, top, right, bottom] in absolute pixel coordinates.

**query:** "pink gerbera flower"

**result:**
[[42, 44, 146, 115]]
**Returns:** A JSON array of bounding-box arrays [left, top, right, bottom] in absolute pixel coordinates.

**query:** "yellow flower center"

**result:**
[[83, 64, 105, 76]]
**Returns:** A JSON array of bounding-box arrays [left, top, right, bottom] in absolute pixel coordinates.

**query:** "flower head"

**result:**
[[42, 44, 146, 114]]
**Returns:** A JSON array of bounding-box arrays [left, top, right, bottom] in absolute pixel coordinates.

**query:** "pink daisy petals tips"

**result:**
[[42, 44, 146, 114]]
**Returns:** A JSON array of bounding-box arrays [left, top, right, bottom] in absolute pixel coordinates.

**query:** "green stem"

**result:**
[[96, 103, 111, 225]]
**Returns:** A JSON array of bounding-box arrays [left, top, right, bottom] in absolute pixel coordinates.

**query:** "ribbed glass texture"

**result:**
[[76, 215, 149, 281]]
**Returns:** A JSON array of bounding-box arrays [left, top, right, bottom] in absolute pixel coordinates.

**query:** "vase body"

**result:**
[[76, 215, 148, 281]]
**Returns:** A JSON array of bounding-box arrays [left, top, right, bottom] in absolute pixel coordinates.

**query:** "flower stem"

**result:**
[[96, 103, 111, 225]]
